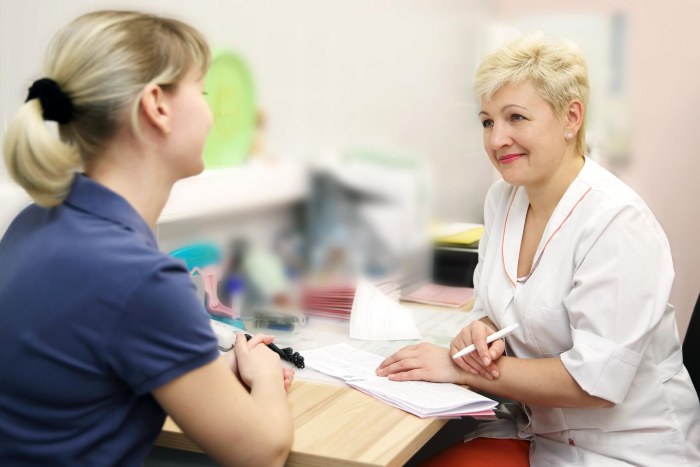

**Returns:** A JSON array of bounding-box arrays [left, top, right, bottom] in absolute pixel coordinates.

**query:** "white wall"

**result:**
[[0, 0, 494, 224], [7, 1, 690, 335]]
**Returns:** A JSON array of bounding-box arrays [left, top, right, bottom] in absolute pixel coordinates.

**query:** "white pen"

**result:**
[[451, 323, 520, 360]]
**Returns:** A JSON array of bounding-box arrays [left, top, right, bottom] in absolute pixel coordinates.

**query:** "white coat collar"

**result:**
[[501, 158, 593, 286]]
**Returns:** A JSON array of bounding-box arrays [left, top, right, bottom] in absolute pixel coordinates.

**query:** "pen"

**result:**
[[244, 333, 305, 369], [451, 323, 519, 360]]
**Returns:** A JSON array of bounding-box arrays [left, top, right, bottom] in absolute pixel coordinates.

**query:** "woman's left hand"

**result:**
[[375, 342, 468, 384], [226, 333, 276, 374], [226, 333, 294, 391]]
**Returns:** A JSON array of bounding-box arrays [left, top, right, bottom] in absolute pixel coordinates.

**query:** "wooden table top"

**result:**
[[156, 379, 447, 466]]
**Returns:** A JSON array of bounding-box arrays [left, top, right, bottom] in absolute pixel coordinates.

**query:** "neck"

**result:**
[[525, 153, 585, 220], [85, 139, 175, 230]]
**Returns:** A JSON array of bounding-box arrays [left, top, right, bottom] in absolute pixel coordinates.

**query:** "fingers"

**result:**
[[376, 345, 417, 372], [234, 333, 250, 355], [451, 339, 505, 380], [489, 339, 506, 361], [224, 349, 238, 371], [376, 356, 420, 377], [258, 334, 276, 346], [244, 333, 275, 349], [472, 325, 492, 367], [283, 367, 295, 381], [282, 367, 295, 392], [387, 368, 423, 382], [450, 333, 491, 377], [450, 320, 509, 380], [457, 352, 496, 380]]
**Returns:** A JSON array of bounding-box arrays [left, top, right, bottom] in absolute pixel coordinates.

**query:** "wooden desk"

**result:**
[[156, 302, 477, 465], [156, 380, 446, 466]]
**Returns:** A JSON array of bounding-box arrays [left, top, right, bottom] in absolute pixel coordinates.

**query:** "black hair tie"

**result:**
[[26, 78, 74, 124]]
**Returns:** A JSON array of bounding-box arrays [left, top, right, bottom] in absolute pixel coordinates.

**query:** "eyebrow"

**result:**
[[479, 104, 529, 117]]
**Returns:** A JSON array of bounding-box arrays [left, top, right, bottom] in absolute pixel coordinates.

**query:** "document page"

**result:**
[[302, 342, 383, 381], [303, 343, 496, 418], [349, 278, 422, 341]]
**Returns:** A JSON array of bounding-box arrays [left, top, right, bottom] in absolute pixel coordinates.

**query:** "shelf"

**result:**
[[0, 160, 308, 232], [158, 159, 308, 224]]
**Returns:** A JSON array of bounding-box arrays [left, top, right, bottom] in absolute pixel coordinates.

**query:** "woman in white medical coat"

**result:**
[[377, 35, 700, 466]]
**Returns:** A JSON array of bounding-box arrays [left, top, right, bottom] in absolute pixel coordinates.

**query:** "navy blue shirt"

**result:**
[[0, 175, 219, 466]]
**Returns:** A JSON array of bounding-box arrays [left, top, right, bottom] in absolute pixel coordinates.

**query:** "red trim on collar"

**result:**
[[502, 187, 592, 287]]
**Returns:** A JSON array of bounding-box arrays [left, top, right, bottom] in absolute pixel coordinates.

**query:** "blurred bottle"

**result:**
[[226, 275, 246, 321]]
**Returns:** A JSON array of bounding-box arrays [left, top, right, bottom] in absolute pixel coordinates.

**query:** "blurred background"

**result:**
[[0, 0, 698, 337]]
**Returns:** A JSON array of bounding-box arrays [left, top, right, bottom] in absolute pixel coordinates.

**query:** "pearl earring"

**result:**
[[566, 131, 574, 140]]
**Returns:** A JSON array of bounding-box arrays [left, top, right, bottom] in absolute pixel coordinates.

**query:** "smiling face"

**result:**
[[479, 80, 574, 189]]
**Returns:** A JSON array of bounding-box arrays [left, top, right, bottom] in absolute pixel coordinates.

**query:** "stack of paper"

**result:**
[[402, 283, 475, 309], [303, 343, 497, 418], [301, 277, 402, 320], [301, 282, 356, 319]]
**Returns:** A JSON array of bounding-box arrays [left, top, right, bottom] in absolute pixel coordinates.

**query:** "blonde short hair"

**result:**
[[474, 34, 590, 156], [3, 10, 210, 207]]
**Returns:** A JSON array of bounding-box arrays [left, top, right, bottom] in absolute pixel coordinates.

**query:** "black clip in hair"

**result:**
[[26, 78, 74, 124]]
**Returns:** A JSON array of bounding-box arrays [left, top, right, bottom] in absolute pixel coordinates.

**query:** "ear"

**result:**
[[564, 99, 584, 135], [139, 83, 171, 135]]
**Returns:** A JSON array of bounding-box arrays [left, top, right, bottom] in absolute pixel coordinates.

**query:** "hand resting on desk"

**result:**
[[376, 342, 467, 384], [376, 319, 506, 384]]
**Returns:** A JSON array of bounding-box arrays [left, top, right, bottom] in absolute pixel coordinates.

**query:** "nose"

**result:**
[[486, 122, 512, 151]]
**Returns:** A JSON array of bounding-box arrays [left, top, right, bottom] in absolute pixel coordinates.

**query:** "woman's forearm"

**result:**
[[460, 356, 613, 409]]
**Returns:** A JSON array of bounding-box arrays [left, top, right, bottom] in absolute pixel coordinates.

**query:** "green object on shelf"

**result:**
[[203, 49, 256, 168]]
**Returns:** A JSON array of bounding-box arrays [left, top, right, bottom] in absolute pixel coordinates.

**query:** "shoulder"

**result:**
[[574, 158, 671, 255], [2, 203, 48, 239], [5, 201, 190, 308], [579, 159, 665, 231], [579, 158, 646, 207]]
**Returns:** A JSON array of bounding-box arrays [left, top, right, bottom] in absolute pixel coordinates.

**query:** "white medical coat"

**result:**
[[469, 157, 700, 466]]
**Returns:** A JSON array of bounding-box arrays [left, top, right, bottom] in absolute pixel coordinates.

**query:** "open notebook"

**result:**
[[302, 343, 497, 418]]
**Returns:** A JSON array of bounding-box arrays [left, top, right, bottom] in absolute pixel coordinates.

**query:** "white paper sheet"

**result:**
[[275, 301, 482, 385], [303, 343, 496, 418], [349, 278, 422, 341]]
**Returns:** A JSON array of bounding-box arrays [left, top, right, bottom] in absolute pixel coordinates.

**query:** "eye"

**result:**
[[481, 119, 494, 128], [510, 114, 526, 122]]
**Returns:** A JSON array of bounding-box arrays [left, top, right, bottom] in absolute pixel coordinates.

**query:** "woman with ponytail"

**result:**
[[0, 11, 292, 466]]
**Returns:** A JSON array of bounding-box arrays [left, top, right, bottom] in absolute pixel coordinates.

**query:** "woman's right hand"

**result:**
[[450, 320, 506, 380], [233, 333, 284, 390]]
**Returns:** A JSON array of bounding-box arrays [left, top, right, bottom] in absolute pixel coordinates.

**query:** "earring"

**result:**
[[566, 131, 574, 140]]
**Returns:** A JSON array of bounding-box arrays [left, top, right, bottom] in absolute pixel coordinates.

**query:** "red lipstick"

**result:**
[[498, 153, 523, 164]]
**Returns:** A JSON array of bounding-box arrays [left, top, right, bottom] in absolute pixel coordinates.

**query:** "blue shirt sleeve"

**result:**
[[105, 259, 219, 395]]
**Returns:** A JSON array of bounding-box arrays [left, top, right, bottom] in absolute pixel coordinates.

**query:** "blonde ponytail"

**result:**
[[3, 10, 210, 207], [3, 100, 81, 207]]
